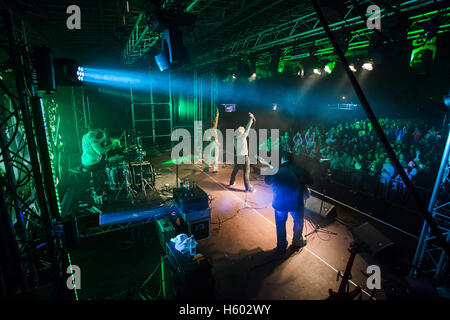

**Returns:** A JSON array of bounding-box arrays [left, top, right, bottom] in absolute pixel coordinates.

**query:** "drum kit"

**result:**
[[104, 136, 156, 204]]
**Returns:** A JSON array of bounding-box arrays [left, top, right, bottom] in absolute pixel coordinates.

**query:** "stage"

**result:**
[[67, 153, 423, 300]]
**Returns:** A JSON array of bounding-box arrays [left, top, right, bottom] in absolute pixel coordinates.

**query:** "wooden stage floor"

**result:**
[[170, 162, 391, 300]]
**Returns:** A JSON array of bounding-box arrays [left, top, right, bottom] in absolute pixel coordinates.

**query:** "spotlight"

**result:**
[[410, 34, 437, 75], [324, 61, 335, 74], [277, 59, 286, 73], [313, 68, 321, 75], [349, 64, 357, 72], [362, 62, 374, 71], [273, 103, 278, 111], [232, 73, 237, 80], [342, 96, 346, 100], [444, 91, 450, 109], [295, 63, 304, 77], [54, 58, 83, 86], [249, 72, 257, 81], [76, 66, 84, 81]]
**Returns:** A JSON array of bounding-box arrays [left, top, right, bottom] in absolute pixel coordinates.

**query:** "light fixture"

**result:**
[[324, 61, 335, 74], [349, 64, 357, 72], [76, 66, 84, 81], [313, 68, 321, 75], [273, 103, 278, 111], [362, 62, 374, 71], [249, 72, 257, 81], [232, 73, 237, 80]]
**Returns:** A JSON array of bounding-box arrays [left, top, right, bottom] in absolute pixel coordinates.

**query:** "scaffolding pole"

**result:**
[[410, 125, 450, 281]]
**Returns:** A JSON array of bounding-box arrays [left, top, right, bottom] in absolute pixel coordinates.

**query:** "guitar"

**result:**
[[326, 242, 362, 300]]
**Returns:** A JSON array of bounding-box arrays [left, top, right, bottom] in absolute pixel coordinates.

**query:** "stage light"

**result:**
[[273, 103, 278, 111], [349, 64, 357, 72], [295, 63, 304, 77], [76, 66, 84, 81], [313, 68, 321, 75], [232, 73, 237, 80], [410, 35, 437, 75], [342, 96, 346, 100], [362, 62, 374, 71], [249, 72, 257, 81], [54, 58, 83, 86], [324, 61, 335, 74], [444, 91, 450, 109]]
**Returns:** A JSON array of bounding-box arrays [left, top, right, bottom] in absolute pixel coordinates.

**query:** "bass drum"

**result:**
[[130, 161, 156, 189], [106, 161, 132, 191]]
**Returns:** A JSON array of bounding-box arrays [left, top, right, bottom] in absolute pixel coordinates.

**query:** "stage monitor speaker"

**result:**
[[304, 196, 336, 219], [155, 27, 189, 71], [352, 222, 395, 263]]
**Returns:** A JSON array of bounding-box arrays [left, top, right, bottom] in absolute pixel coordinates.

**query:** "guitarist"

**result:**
[[265, 151, 314, 255]]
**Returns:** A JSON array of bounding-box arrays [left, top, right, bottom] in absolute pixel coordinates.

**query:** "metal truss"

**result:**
[[71, 87, 88, 149], [78, 216, 157, 239], [410, 125, 450, 281], [189, 0, 448, 68], [122, 0, 204, 64], [122, 12, 161, 64], [0, 9, 70, 298]]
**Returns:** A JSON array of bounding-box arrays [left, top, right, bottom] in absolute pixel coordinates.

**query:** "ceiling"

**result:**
[[4, 0, 449, 68], [3, 0, 321, 64]]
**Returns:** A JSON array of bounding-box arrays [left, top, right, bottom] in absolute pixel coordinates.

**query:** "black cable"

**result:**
[[311, 0, 450, 259]]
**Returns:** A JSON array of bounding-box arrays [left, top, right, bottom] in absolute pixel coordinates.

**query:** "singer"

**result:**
[[228, 112, 256, 192]]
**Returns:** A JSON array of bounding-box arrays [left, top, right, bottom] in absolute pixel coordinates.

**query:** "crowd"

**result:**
[[263, 118, 446, 190]]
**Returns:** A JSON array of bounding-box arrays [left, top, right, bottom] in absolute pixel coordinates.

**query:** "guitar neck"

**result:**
[[337, 252, 357, 294]]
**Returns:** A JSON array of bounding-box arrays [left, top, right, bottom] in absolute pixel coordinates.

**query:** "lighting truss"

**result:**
[[79, 216, 158, 239], [122, 12, 161, 64], [410, 125, 450, 281], [122, 0, 201, 64], [188, 0, 449, 69]]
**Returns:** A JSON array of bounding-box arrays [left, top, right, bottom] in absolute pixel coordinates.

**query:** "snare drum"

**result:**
[[105, 161, 131, 191]]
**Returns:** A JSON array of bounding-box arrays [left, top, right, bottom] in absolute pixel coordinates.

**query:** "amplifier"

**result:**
[[156, 217, 175, 250], [181, 208, 211, 223], [173, 187, 209, 212], [165, 240, 215, 299], [181, 209, 211, 240]]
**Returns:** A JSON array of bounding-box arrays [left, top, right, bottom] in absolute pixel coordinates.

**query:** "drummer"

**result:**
[[81, 123, 120, 171]]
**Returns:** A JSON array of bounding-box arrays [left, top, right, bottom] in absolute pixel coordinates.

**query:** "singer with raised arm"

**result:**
[[228, 112, 256, 192], [204, 107, 220, 173]]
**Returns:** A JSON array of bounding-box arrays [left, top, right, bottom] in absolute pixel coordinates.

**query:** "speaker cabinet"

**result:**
[[352, 222, 395, 262], [155, 28, 189, 71], [305, 196, 336, 218]]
